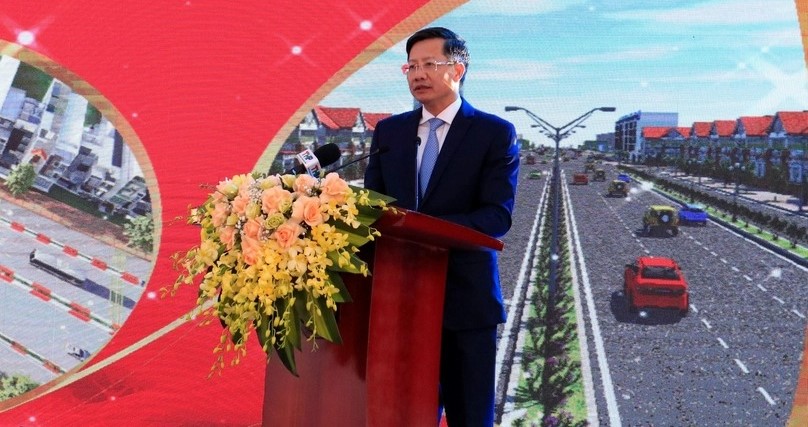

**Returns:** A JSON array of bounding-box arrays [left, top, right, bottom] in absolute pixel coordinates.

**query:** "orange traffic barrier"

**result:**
[[0, 265, 14, 282], [121, 272, 140, 285], [31, 283, 52, 301], [69, 302, 91, 322], [43, 361, 63, 374], [10, 341, 26, 354], [91, 258, 108, 270]]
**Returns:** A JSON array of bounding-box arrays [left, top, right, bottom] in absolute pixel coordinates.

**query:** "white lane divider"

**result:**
[[568, 178, 622, 426], [757, 387, 776, 406], [717, 337, 729, 349], [701, 318, 712, 329], [734, 359, 749, 374]]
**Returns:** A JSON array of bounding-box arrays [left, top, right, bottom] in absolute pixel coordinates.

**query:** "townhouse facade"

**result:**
[[0, 55, 150, 219], [276, 105, 391, 172], [623, 109, 808, 184]]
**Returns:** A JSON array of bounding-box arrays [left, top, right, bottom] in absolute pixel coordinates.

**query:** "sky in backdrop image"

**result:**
[[322, 0, 807, 146]]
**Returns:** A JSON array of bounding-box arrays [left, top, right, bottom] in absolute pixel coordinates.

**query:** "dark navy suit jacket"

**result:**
[[364, 99, 520, 330]]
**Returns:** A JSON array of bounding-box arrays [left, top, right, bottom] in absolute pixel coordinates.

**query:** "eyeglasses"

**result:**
[[401, 61, 456, 75]]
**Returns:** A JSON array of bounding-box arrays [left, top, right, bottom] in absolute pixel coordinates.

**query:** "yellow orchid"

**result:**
[[164, 171, 395, 377]]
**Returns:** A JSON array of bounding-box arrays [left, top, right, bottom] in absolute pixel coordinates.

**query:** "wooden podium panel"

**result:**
[[263, 209, 502, 426]]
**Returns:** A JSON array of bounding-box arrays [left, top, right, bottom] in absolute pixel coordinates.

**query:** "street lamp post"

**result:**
[[800, 141, 806, 214], [730, 162, 741, 222], [505, 105, 615, 307]]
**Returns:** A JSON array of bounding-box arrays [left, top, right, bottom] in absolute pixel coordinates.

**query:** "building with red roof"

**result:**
[[274, 105, 391, 176]]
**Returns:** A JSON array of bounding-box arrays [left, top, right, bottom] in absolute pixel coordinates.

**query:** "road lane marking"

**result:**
[[710, 251, 718, 257], [567, 180, 622, 426], [731, 266, 739, 272], [701, 318, 712, 329], [734, 359, 749, 374], [792, 310, 805, 319], [757, 387, 776, 405], [496, 177, 549, 397], [744, 275, 752, 281], [772, 296, 785, 305], [690, 304, 698, 314], [717, 338, 729, 349], [757, 284, 768, 292], [720, 258, 728, 264]]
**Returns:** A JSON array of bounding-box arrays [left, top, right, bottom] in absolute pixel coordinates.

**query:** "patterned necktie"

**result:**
[[419, 118, 443, 197]]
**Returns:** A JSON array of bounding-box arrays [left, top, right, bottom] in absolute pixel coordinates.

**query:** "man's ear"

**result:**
[[452, 62, 466, 82]]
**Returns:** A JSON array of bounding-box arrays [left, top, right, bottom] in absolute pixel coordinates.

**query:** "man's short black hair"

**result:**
[[405, 26, 470, 71]]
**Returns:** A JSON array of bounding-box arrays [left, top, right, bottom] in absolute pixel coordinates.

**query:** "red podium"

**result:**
[[262, 208, 503, 426]]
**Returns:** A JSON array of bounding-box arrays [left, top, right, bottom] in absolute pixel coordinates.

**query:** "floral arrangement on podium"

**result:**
[[164, 171, 393, 376]]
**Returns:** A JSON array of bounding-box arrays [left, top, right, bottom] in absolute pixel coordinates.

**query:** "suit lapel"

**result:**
[[397, 110, 422, 210], [421, 100, 475, 202]]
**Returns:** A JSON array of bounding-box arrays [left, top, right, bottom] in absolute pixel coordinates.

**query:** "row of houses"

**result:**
[[276, 105, 392, 171], [612, 110, 808, 182], [0, 56, 150, 218]]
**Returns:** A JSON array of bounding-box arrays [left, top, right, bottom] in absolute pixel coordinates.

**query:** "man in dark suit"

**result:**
[[364, 27, 519, 426]]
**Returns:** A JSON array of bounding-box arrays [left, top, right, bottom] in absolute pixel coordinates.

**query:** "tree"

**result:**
[[4, 162, 36, 197], [0, 373, 39, 401], [123, 214, 154, 253]]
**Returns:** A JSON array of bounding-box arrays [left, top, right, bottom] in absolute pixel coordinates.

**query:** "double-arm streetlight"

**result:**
[[505, 106, 615, 307]]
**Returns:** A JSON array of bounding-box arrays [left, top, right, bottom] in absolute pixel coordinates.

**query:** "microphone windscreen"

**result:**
[[314, 143, 342, 168]]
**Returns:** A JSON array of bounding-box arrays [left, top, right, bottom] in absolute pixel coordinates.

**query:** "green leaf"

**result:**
[[350, 185, 396, 205], [330, 219, 373, 247], [326, 270, 352, 303], [283, 298, 302, 350], [326, 250, 365, 274], [355, 204, 385, 225], [274, 339, 299, 377], [312, 296, 342, 344]]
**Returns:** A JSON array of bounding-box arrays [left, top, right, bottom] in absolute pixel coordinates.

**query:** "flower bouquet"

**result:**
[[163, 171, 393, 376]]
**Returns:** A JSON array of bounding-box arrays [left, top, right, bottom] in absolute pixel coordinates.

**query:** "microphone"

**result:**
[[415, 137, 421, 146], [327, 146, 390, 174], [284, 143, 341, 175]]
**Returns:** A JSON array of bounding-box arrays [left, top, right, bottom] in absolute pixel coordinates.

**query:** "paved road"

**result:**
[[0, 199, 151, 385], [566, 160, 807, 425]]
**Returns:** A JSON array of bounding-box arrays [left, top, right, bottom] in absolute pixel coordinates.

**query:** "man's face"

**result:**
[[406, 38, 463, 114]]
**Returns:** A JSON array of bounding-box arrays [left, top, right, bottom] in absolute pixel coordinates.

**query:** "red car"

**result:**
[[624, 256, 689, 315], [572, 173, 589, 185]]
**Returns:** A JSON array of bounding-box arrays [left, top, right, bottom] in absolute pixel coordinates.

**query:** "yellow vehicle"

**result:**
[[607, 180, 628, 197], [642, 205, 679, 237]]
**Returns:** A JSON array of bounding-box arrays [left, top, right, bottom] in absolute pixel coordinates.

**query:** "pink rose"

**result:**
[[291, 195, 325, 227], [273, 221, 304, 249], [241, 234, 262, 265], [233, 194, 251, 215], [211, 201, 229, 228], [261, 186, 292, 215], [293, 174, 318, 194], [319, 172, 350, 204], [242, 218, 263, 240], [219, 226, 236, 250]]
